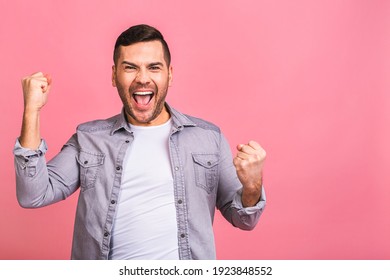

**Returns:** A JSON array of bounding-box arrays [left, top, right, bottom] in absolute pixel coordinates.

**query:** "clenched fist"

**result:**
[[233, 140, 266, 207], [21, 72, 52, 112]]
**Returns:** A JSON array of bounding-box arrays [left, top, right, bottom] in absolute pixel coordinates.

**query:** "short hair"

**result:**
[[113, 24, 171, 66]]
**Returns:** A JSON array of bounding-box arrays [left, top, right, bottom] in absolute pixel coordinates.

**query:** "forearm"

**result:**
[[19, 109, 41, 150], [19, 71, 51, 149], [241, 181, 262, 207]]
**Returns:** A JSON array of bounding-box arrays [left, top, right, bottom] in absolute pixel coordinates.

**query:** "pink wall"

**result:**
[[1, 0, 389, 259]]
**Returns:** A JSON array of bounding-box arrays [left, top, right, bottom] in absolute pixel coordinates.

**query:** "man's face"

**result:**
[[112, 40, 173, 126]]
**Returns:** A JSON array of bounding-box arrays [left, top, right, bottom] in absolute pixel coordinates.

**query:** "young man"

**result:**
[[14, 24, 266, 259]]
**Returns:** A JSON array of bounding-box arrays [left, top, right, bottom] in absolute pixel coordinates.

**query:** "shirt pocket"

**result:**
[[76, 150, 105, 191], [192, 153, 219, 194]]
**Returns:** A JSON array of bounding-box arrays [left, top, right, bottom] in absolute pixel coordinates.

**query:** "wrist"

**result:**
[[23, 106, 41, 118], [241, 186, 262, 207]]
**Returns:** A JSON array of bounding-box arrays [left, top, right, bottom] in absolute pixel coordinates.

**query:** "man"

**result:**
[[14, 24, 266, 260]]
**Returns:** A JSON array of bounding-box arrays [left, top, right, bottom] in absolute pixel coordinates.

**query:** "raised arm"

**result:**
[[14, 72, 80, 208], [20, 72, 52, 149]]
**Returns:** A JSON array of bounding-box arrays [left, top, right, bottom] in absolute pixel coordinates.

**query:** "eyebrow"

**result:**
[[121, 61, 137, 67], [121, 61, 164, 67]]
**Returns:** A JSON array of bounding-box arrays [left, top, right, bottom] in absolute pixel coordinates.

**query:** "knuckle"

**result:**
[[240, 160, 249, 168], [256, 148, 266, 158], [254, 154, 262, 161]]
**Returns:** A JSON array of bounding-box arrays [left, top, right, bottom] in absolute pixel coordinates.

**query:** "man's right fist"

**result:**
[[21, 72, 52, 112]]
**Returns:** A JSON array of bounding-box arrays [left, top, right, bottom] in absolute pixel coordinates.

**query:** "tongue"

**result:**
[[134, 94, 152, 105]]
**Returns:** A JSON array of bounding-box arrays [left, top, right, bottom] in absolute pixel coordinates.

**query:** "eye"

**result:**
[[149, 65, 162, 71], [124, 65, 136, 70]]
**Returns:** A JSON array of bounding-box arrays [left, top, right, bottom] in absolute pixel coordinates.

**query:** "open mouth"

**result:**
[[133, 91, 154, 106]]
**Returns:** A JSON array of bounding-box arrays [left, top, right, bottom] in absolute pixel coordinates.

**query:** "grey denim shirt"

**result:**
[[14, 104, 266, 259]]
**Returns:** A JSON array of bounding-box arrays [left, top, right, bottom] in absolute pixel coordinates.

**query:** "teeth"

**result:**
[[134, 91, 153, 95]]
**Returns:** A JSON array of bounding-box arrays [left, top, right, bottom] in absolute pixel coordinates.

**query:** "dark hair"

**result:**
[[113, 24, 171, 66]]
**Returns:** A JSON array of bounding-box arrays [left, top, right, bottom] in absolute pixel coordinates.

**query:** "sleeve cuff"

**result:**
[[231, 186, 266, 215], [13, 138, 48, 158]]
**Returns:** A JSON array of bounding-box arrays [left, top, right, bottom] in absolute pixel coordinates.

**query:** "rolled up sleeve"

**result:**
[[13, 137, 80, 208], [230, 186, 266, 230]]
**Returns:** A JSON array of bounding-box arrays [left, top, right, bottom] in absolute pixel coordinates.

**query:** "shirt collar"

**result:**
[[165, 103, 196, 131]]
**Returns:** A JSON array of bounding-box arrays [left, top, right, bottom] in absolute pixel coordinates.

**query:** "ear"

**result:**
[[168, 65, 173, 86], [111, 65, 117, 87]]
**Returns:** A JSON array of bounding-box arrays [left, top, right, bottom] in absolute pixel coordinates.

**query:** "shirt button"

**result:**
[[104, 232, 109, 237], [180, 233, 185, 238], [125, 140, 129, 143], [178, 199, 183, 204], [84, 161, 88, 165], [111, 200, 116, 204], [207, 161, 212, 166], [175, 167, 179, 171], [116, 166, 121, 171]]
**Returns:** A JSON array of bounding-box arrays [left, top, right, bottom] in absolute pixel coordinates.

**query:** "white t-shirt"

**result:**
[[109, 119, 179, 259]]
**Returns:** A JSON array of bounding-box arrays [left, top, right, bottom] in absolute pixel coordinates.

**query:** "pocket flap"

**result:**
[[76, 150, 105, 167], [192, 153, 219, 168]]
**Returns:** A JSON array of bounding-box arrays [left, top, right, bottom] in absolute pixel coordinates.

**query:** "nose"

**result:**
[[135, 68, 151, 85]]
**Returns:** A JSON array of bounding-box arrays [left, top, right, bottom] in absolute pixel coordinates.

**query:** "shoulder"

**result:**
[[185, 114, 221, 133], [168, 105, 221, 133], [76, 114, 120, 133]]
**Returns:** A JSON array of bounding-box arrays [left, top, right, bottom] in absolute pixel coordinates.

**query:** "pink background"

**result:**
[[1, 0, 389, 259]]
